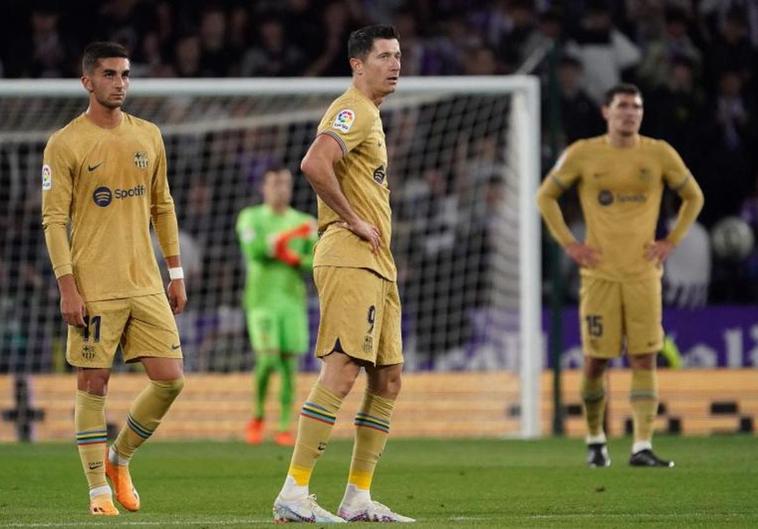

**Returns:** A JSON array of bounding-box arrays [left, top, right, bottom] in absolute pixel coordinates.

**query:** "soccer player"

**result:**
[[41, 42, 186, 515], [272, 25, 414, 523], [236, 167, 317, 446], [537, 83, 704, 468]]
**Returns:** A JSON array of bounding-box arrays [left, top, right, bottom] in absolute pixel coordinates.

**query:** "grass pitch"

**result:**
[[1, 436, 756, 528]]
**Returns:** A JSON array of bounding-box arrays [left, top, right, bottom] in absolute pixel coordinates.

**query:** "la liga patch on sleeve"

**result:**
[[332, 109, 355, 133], [42, 164, 52, 191]]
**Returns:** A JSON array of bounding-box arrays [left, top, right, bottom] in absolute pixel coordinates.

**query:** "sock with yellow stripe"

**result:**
[[341, 392, 394, 505], [630, 368, 658, 452], [112, 378, 184, 463], [581, 375, 606, 442], [280, 383, 343, 499], [75, 390, 109, 493]]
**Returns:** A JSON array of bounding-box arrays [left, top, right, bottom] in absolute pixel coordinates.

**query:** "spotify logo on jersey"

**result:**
[[92, 184, 145, 207], [597, 189, 614, 206], [93, 186, 113, 207]]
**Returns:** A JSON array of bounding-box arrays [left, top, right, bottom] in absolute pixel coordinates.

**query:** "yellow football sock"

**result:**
[[287, 383, 343, 486], [75, 391, 108, 491], [630, 368, 658, 444], [580, 375, 606, 438], [113, 378, 184, 461], [347, 392, 394, 491]]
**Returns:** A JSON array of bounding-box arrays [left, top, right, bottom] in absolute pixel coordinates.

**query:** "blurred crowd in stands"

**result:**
[[1, 0, 757, 323]]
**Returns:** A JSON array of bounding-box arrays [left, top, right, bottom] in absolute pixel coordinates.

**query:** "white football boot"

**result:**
[[273, 493, 345, 523]]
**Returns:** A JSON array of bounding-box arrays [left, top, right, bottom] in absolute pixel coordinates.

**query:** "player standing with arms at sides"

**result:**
[[41, 42, 186, 515], [236, 167, 317, 446], [272, 25, 413, 523], [537, 84, 704, 468]]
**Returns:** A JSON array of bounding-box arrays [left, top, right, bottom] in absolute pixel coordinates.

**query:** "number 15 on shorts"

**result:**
[[585, 315, 603, 337]]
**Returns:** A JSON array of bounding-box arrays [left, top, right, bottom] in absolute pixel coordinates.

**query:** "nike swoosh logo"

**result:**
[[171, 344, 181, 350], [88, 162, 104, 172]]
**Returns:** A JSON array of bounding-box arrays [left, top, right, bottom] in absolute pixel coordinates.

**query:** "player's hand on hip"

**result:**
[[60, 289, 87, 327], [340, 218, 382, 254], [565, 242, 601, 268], [167, 279, 187, 315], [644, 240, 674, 265]]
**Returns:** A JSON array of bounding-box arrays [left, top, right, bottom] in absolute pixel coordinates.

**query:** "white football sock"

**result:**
[[341, 483, 371, 506], [279, 475, 308, 500], [632, 440, 652, 454]]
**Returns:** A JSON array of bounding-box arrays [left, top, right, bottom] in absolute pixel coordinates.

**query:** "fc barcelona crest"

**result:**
[[133, 151, 149, 169]]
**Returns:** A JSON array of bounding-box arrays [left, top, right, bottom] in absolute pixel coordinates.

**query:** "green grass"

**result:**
[[1, 436, 756, 528]]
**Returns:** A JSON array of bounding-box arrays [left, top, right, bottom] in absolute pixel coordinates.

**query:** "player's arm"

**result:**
[[236, 210, 270, 262], [536, 144, 600, 267], [150, 130, 186, 314], [300, 134, 381, 252], [645, 143, 705, 263], [41, 136, 86, 327]]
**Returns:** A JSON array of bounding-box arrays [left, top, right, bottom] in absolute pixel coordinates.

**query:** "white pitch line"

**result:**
[[2, 512, 746, 527]]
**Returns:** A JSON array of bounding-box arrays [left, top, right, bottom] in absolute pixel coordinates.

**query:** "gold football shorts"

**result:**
[[579, 275, 663, 358], [67, 293, 183, 368], [313, 266, 403, 366]]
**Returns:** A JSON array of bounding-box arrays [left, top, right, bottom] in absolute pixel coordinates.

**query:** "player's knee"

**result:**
[[630, 354, 656, 370], [77, 369, 111, 396], [151, 376, 185, 400], [370, 372, 402, 399], [329, 375, 358, 399], [584, 357, 608, 378], [383, 376, 402, 399]]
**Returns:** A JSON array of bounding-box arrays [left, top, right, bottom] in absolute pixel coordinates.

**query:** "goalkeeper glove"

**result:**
[[270, 221, 315, 266]]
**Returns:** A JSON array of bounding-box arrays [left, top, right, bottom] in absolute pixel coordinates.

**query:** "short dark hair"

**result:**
[[347, 24, 399, 61], [264, 165, 290, 176], [604, 83, 642, 106], [82, 41, 129, 74]]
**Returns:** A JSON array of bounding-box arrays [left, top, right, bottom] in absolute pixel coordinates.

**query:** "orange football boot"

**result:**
[[274, 431, 296, 447], [105, 456, 141, 512], [245, 418, 264, 445]]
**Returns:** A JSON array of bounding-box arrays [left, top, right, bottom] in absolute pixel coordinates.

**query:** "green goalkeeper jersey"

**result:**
[[236, 205, 317, 311]]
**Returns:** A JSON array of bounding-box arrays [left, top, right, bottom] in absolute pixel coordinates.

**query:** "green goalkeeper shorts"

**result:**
[[246, 307, 308, 356]]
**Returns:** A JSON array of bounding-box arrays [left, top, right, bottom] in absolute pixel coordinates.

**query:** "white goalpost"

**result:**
[[0, 76, 542, 438]]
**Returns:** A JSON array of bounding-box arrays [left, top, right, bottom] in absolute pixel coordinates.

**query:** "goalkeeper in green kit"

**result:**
[[236, 167, 317, 446]]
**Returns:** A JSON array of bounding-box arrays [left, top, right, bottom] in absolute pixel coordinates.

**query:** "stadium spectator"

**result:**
[[548, 54, 605, 147], [198, 6, 237, 77], [401, 166, 462, 359], [704, 7, 756, 92], [6, 4, 72, 78], [171, 34, 202, 77], [496, 0, 541, 70], [302, 0, 356, 77], [240, 16, 305, 77], [644, 56, 705, 165], [636, 7, 702, 90], [699, 69, 755, 225], [565, 3, 642, 103]]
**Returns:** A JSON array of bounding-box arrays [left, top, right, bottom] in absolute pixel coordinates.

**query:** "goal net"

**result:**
[[0, 77, 541, 438]]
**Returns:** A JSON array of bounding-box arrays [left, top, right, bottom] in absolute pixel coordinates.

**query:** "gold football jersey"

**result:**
[[539, 135, 703, 281], [42, 113, 180, 301], [313, 87, 396, 281]]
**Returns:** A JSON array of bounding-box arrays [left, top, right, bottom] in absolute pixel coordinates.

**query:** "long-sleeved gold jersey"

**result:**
[[537, 135, 704, 282], [42, 113, 180, 301], [312, 87, 396, 282]]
